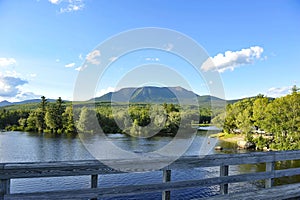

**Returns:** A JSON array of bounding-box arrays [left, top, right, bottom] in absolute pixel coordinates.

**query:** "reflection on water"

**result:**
[[0, 131, 221, 198], [0, 131, 93, 162], [1, 131, 300, 198], [238, 159, 300, 187]]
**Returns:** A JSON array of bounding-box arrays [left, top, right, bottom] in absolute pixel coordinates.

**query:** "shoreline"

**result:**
[[210, 132, 245, 144]]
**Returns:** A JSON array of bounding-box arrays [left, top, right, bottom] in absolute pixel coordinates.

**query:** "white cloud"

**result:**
[[145, 57, 160, 62], [265, 86, 292, 98], [65, 62, 75, 68], [75, 66, 82, 71], [4, 70, 21, 77], [201, 46, 264, 73], [0, 58, 17, 67], [86, 50, 101, 65], [75, 64, 87, 71], [60, 4, 84, 13], [56, 59, 60, 63], [0, 71, 40, 102], [15, 92, 41, 101], [49, 0, 60, 4], [48, 0, 85, 13], [79, 54, 83, 60], [0, 74, 28, 97], [96, 87, 115, 97]]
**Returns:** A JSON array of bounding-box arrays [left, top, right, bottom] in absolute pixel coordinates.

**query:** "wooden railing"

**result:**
[[1, 150, 300, 199]]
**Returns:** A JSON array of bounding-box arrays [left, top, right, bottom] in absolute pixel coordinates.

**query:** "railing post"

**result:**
[[0, 179, 10, 200], [220, 165, 229, 194], [91, 174, 98, 188], [162, 169, 171, 200], [91, 174, 98, 200], [265, 162, 275, 188]]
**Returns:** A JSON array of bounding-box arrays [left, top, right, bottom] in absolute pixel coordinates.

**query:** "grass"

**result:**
[[209, 132, 247, 145], [191, 123, 211, 127], [221, 133, 237, 139], [209, 132, 223, 138]]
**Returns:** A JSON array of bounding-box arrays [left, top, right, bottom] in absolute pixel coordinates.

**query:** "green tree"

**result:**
[[211, 111, 226, 129], [258, 89, 300, 150], [37, 96, 47, 132], [26, 112, 38, 132], [292, 85, 299, 94], [77, 107, 98, 133], [62, 106, 76, 134], [222, 104, 238, 134], [55, 97, 65, 132], [45, 104, 58, 133], [18, 118, 27, 130], [45, 97, 65, 133], [253, 95, 269, 130]]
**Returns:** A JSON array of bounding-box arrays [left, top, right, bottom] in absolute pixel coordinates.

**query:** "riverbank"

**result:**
[[210, 132, 245, 144]]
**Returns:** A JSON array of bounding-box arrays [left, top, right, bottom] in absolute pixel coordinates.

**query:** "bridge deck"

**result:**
[[1, 150, 300, 199]]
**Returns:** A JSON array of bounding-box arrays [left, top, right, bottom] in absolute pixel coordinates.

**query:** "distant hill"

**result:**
[[197, 95, 227, 107], [93, 86, 198, 103], [0, 100, 12, 107], [0, 86, 230, 109], [0, 99, 57, 108], [92, 86, 226, 105]]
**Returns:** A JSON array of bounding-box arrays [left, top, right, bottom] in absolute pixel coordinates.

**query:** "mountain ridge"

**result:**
[[1, 86, 228, 107], [0, 99, 57, 107], [92, 86, 226, 105]]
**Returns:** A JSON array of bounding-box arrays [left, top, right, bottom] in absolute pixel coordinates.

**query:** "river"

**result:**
[[0, 130, 293, 199]]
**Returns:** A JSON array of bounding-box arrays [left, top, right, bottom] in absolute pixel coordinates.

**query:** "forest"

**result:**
[[1, 86, 299, 150], [212, 85, 300, 150], [0, 97, 213, 136]]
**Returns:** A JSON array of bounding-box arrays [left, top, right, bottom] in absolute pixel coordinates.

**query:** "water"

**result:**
[[0, 131, 264, 199]]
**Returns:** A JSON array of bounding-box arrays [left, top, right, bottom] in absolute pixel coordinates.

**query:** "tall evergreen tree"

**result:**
[[55, 97, 65, 132], [37, 96, 47, 132], [63, 106, 76, 134]]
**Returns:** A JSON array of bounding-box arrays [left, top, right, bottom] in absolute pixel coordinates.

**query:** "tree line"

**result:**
[[0, 97, 214, 136], [212, 85, 300, 150]]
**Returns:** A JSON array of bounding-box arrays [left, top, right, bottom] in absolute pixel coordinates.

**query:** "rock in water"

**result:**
[[214, 146, 223, 150], [237, 141, 255, 149]]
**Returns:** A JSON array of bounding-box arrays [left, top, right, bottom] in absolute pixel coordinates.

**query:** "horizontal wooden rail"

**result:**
[[1, 150, 300, 199]]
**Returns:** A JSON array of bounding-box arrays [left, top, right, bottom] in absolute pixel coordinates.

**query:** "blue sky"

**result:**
[[0, 0, 299, 101]]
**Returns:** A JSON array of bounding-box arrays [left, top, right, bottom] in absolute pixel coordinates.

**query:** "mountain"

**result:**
[[93, 86, 226, 105], [0, 99, 57, 107], [0, 100, 12, 107], [94, 86, 199, 104], [0, 86, 227, 108], [197, 95, 227, 107]]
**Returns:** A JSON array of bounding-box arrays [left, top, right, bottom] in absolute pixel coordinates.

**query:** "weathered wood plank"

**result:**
[[170, 150, 300, 169], [2, 150, 300, 179], [0, 151, 300, 179], [1, 151, 300, 180], [0, 179, 10, 200], [2, 151, 300, 200], [5, 168, 300, 200], [200, 182, 300, 200], [0, 163, 122, 179]]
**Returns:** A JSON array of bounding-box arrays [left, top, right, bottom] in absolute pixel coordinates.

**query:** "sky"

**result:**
[[0, 0, 300, 102]]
